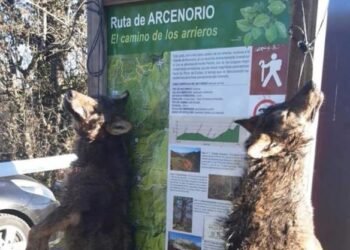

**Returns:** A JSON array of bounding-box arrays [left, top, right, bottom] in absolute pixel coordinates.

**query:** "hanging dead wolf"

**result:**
[[26, 90, 133, 250], [225, 82, 324, 250]]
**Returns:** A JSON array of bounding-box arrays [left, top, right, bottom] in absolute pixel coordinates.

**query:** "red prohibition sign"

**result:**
[[253, 99, 275, 116]]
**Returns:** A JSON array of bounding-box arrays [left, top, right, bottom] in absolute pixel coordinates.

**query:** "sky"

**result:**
[[168, 231, 201, 247], [171, 145, 200, 154]]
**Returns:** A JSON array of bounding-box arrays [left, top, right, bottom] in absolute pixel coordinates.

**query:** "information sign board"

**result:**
[[106, 1, 291, 249]]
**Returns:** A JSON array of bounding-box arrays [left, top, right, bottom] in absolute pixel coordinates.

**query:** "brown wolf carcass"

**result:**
[[225, 82, 324, 250], [26, 90, 133, 250]]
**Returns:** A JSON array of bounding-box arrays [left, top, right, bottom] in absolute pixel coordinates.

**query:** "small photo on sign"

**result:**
[[208, 175, 241, 201], [173, 196, 193, 233], [170, 146, 201, 173], [250, 44, 289, 95], [168, 231, 201, 250]]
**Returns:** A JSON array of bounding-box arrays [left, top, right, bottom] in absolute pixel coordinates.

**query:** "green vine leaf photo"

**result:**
[[235, 0, 289, 46]]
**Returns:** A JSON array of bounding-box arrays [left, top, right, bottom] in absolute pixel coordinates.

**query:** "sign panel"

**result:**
[[106, 0, 291, 249]]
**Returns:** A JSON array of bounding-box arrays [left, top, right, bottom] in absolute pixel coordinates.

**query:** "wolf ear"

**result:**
[[105, 118, 132, 135], [235, 116, 259, 133]]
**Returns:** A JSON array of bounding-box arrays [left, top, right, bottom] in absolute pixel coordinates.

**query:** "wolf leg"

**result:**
[[27, 235, 50, 250], [26, 206, 80, 250]]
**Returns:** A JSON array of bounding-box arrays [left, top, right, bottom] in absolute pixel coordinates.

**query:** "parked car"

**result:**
[[0, 175, 59, 250]]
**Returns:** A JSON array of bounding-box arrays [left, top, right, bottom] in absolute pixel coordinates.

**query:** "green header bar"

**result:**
[[106, 0, 291, 55]]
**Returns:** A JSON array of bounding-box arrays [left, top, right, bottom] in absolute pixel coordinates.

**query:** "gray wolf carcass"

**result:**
[[26, 90, 133, 250], [225, 82, 324, 250]]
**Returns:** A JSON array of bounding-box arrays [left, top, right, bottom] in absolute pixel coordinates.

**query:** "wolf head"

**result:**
[[64, 90, 132, 141], [236, 81, 324, 159]]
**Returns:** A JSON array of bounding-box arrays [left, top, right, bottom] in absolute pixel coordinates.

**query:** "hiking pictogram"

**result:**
[[259, 53, 283, 88], [250, 44, 289, 95]]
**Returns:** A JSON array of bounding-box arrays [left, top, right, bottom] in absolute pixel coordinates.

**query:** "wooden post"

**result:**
[[286, 0, 320, 98], [286, 0, 329, 198], [306, 0, 329, 197], [87, 0, 107, 96]]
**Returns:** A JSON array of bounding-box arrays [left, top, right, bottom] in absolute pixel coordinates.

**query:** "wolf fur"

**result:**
[[225, 82, 324, 250], [26, 90, 133, 250]]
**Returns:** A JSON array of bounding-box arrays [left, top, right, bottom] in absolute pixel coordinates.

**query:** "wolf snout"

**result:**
[[304, 81, 316, 91]]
